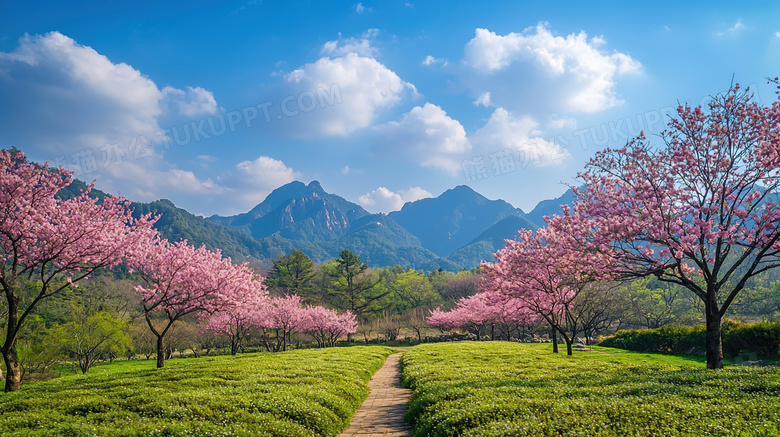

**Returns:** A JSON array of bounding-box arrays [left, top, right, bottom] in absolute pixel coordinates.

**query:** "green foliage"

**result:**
[[602, 322, 780, 358], [267, 249, 316, 299], [600, 325, 706, 354], [389, 270, 442, 313], [0, 346, 393, 436], [401, 342, 780, 437], [49, 310, 132, 373], [326, 250, 391, 322], [722, 321, 780, 357]]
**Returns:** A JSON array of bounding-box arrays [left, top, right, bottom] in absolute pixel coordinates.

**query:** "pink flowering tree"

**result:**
[[0, 150, 157, 391], [301, 306, 357, 348], [568, 85, 780, 368], [480, 289, 539, 340], [129, 239, 261, 368], [259, 295, 307, 352], [427, 291, 537, 341], [203, 280, 268, 355], [482, 226, 609, 356], [426, 307, 458, 332]]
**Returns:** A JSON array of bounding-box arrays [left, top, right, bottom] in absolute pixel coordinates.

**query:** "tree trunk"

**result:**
[[3, 298, 22, 392], [566, 339, 573, 356], [2, 345, 22, 392], [705, 297, 724, 369], [551, 328, 559, 354], [156, 335, 165, 369]]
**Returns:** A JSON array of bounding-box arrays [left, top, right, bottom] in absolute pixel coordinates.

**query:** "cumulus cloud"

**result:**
[[470, 107, 570, 166], [282, 52, 415, 136], [321, 29, 379, 57], [374, 103, 471, 175], [358, 186, 433, 213], [224, 156, 301, 208], [461, 24, 641, 113], [162, 86, 218, 117], [0, 32, 217, 156]]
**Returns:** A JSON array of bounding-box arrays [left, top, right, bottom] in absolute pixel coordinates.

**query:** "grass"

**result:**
[[401, 342, 780, 436], [0, 346, 394, 436]]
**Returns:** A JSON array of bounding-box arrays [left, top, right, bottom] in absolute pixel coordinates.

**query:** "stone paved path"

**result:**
[[340, 352, 411, 437]]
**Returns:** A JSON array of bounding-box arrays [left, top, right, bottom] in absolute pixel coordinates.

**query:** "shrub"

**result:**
[[602, 321, 780, 358]]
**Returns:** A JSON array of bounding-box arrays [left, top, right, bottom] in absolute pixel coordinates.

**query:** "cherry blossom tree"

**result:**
[[129, 239, 261, 368], [0, 150, 156, 391], [480, 289, 539, 340], [567, 84, 780, 368], [481, 227, 609, 355], [203, 278, 268, 355], [301, 306, 357, 348], [427, 289, 538, 341], [260, 295, 307, 352]]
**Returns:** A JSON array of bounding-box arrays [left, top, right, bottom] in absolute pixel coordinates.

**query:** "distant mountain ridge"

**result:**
[[62, 178, 574, 270], [388, 185, 526, 257]]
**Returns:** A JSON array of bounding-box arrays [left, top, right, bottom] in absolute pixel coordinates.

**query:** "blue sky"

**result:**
[[2, 1, 779, 216]]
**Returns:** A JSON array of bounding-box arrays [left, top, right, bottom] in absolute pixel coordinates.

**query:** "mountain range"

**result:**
[[63, 178, 576, 270]]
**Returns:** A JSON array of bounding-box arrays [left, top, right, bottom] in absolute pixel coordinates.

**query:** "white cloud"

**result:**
[[547, 115, 577, 130], [462, 24, 641, 113], [470, 107, 571, 166], [228, 156, 301, 207], [716, 19, 746, 37], [422, 55, 447, 66], [355, 2, 367, 13], [375, 103, 471, 175], [162, 86, 218, 117], [321, 29, 379, 57], [358, 186, 433, 213], [474, 92, 492, 107], [401, 186, 433, 203], [341, 165, 350, 175], [283, 53, 415, 136], [0, 32, 217, 155], [775, 31, 780, 38], [97, 155, 299, 216]]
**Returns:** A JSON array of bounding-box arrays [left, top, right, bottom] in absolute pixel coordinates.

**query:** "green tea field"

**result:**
[[0, 346, 394, 436], [401, 342, 780, 436]]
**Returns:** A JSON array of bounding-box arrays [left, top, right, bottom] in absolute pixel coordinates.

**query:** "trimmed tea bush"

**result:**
[[401, 342, 780, 436], [0, 346, 393, 436]]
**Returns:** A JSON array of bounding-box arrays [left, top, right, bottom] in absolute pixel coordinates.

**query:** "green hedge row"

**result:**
[[600, 321, 780, 357]]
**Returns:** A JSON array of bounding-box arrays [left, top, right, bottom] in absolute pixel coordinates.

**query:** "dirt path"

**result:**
[[340, 352, 412, 437]]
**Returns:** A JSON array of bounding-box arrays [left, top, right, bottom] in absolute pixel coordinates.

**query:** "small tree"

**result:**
[[482, 227, 609, 355], [327, 250, 391, 325], [50, 309, 130, 373], [129, 239, 261, 368], [203, 280, 267, 355], [266, 250, 316, 300]]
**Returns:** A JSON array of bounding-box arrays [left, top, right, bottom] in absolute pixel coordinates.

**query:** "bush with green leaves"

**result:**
[[602, 321, 780, 358], [0, 346, 393, 436], [401, 342, 780, 436]]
